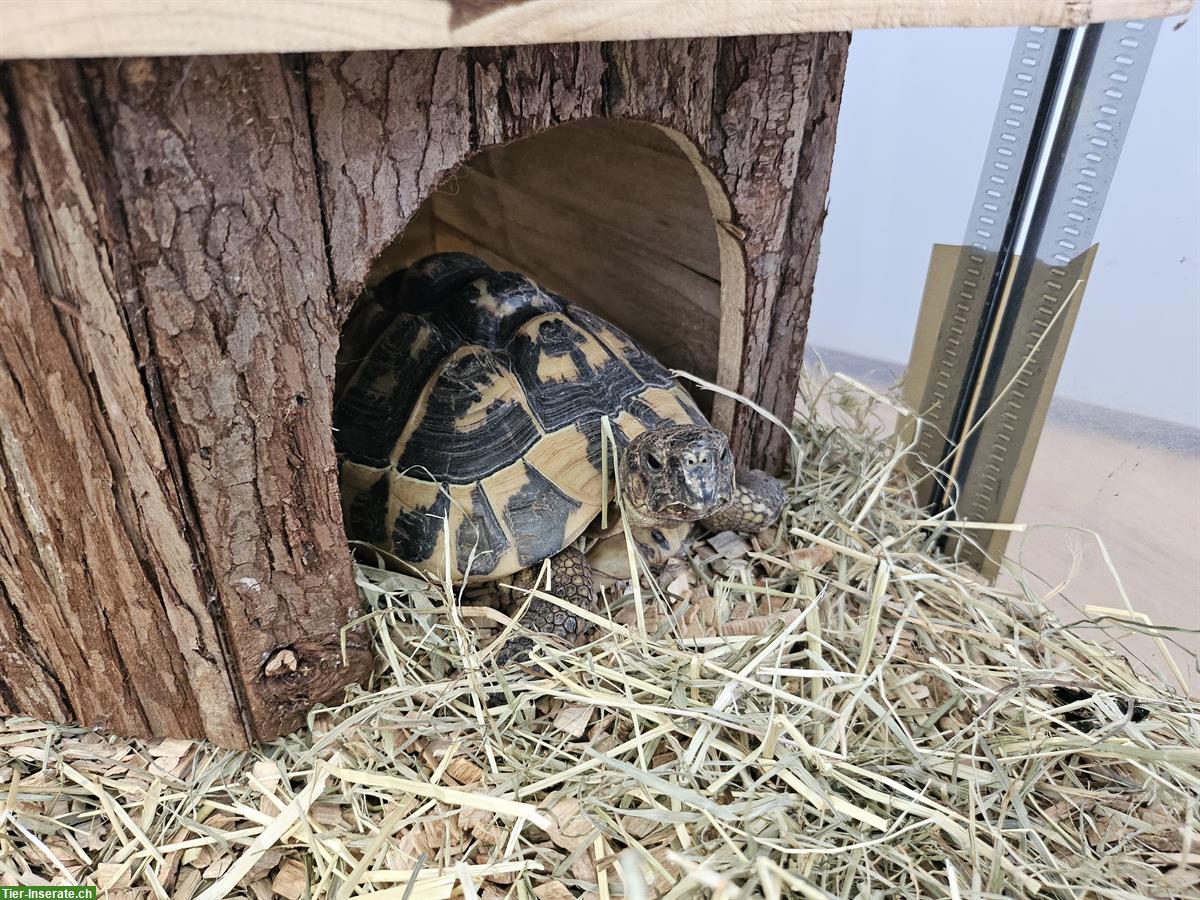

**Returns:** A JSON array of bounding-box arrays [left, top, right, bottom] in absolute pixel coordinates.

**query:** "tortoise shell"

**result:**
[[334, 253, 707, 582]]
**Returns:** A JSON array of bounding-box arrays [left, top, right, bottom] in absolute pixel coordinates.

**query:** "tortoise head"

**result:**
[[619, 425, 734, 526]]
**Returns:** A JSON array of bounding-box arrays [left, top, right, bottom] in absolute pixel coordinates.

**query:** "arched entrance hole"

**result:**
[[341, 118, 743, 423]]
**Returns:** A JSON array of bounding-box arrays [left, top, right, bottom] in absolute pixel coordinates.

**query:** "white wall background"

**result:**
[[808, 17, 1199, 426]]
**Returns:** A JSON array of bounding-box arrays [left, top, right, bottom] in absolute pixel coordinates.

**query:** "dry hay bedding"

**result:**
[[1, 375, 1197, 900]]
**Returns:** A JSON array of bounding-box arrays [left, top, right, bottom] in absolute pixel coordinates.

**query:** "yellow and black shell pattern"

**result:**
[[334, 253, 707, 583]]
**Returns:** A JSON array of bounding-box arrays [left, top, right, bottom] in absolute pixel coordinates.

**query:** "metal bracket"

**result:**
[[906, 19, 1162, 570]]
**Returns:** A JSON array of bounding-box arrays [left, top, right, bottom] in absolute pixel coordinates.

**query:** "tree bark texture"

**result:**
[[0, 34, 847, 745]]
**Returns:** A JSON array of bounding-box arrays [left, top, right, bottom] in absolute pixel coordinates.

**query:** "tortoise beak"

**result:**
[[686, 481, 718, 510], [679, 448, 726, 513]]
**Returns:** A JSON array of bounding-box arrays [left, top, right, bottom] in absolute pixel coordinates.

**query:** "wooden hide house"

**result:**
[[0, 0, 1178, 746]]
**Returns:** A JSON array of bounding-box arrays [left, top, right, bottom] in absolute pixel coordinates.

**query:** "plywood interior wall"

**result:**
[[371, 119, 724, 412]]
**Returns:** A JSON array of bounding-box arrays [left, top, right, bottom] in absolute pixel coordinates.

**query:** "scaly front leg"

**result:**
[[701, 469, 786, 533], [497, 547, 595, 665]]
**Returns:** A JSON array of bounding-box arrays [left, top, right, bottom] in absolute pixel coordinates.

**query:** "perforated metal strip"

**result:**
[[956, 19, 1162, 526], [1038, 21, 1162, 267], [911, 25, 1070, 499]]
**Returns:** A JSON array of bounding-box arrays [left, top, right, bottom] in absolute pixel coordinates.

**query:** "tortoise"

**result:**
[[334, 253, 785, 661]]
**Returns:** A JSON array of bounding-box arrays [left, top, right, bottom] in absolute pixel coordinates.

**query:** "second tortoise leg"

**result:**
[[497, 546, 596, 665]]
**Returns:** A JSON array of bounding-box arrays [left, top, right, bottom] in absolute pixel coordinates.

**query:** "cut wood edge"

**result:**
[[1, 0, 1191, 61], [654, 125, 746, 436], [362, 118, 738, 427]]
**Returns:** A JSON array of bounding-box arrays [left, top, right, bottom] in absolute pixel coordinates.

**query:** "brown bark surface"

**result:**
[[0, 64, 244, 744], [0, 34, 844, 744], [86, 55, 374, 743], [0, 57, 372, 746]]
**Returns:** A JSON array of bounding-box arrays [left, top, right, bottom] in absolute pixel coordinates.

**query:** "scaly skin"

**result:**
[[498, 547, 595, 665], [701, 469, 787, 533]]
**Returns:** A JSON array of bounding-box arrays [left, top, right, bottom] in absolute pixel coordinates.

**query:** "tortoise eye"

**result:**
[[645, 453, 663, 472]]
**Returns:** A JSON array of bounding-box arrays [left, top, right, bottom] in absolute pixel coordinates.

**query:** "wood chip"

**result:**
[[243, 847, 284, 883], [716, 608, 806, 637], [309, 802, 345, 828], [95, 862, 133, 891], [251, 759, 284, 814], [544, 798, 595, 852], [270, 858, 307, 900], [533, 881, 575, 900], [707, 530, 751, 559], [174, 868, 202, 900], [444, 758, 485, 785], [147, 738, 194, 758], [552, 704, 594, 738], [201, 856, 232, 880], [459, 807, 504, 846], [788, 545, 835, 568]]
